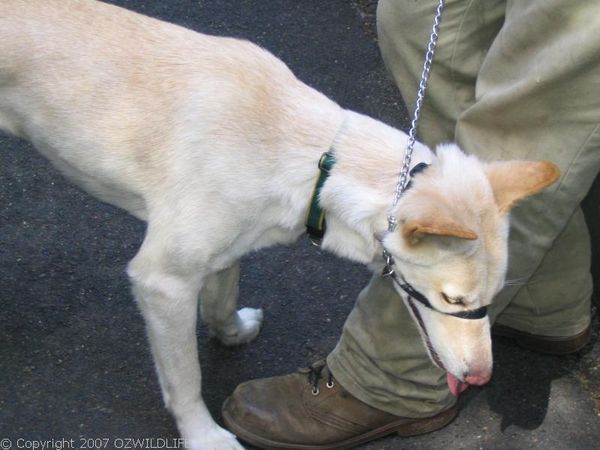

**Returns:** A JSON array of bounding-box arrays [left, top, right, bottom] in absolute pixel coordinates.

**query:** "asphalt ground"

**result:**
[[1, 1, 599, 449]]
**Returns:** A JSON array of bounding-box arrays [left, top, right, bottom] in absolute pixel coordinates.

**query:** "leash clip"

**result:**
[[381, 249, 395, 277]]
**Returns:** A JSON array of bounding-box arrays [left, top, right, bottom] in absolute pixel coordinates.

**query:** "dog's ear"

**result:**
[[485, 160, 560, 213], [402, 215, 478, 246]]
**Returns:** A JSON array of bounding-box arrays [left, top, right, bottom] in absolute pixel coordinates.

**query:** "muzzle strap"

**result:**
[[389, 270, 488, 320]]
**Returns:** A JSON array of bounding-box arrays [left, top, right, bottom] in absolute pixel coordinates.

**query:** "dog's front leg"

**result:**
[[127, 255, 243, 450]]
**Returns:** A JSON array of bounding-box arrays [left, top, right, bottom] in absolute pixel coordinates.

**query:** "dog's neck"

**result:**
[[316, 111, 435, 265]]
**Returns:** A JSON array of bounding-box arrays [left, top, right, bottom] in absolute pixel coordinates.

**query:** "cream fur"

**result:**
[[0, 1, 559, 449]]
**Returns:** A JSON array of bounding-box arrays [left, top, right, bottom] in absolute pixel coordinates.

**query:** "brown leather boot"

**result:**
[[492, 322, 592, 355], [222, 361, 457, 450]]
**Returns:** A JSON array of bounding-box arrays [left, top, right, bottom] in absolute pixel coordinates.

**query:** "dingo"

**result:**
[[0, 1, 558, 448]]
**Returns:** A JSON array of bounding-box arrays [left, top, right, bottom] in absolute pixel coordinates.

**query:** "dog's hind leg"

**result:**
[[127, 247, 243, 450], [200, 261, 264, 346]]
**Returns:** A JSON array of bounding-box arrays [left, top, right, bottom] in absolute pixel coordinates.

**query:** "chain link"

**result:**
[[387, 0, 445, 234]]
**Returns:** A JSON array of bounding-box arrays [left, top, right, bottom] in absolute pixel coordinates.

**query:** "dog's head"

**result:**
[[380, 144, 560, 395]]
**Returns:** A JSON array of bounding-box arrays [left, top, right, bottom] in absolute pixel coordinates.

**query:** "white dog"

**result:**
[[0, 1, 559, 449]]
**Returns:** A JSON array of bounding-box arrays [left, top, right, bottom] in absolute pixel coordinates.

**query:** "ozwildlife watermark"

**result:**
[[0, 437, 188, 450]]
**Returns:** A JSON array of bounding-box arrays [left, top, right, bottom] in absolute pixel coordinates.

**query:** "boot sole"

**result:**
[[222, 401, 457, 450]]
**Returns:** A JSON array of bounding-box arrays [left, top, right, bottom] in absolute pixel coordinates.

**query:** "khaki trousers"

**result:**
[[328, 0, 599, 417]]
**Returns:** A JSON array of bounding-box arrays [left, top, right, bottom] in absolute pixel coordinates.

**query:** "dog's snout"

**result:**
[[464, 370, 492, 386]]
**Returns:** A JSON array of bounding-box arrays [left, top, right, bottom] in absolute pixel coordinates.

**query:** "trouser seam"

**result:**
[[449, 0, 476, 110], [556, 121, 600, 197]]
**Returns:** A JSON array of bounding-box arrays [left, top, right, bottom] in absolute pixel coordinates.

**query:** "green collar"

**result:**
[[305, 152, 336, 245]]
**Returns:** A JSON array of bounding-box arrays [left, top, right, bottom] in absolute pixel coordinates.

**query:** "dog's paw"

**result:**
[[236, 306, 264, 342], [213, 307, 263, 346], [187, 426, 245, 450]]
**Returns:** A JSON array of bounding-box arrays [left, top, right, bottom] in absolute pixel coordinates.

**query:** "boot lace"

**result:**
[[307, 361, 335, 396]]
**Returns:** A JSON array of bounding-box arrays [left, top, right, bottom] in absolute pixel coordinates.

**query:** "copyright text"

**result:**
[[0, 438, 188, 450]]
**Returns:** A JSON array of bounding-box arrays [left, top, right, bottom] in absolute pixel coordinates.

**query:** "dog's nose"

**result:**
[[465, 371, 492, 386]]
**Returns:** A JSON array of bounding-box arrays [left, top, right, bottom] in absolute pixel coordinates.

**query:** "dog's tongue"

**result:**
[[446, 373, 469, 396]]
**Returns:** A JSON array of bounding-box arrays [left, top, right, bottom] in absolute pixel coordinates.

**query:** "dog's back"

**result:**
[[0, 0, 339, 221]]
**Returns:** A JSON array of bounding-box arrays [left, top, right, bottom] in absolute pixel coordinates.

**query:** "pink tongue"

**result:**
[[446, 373, 469, 396]]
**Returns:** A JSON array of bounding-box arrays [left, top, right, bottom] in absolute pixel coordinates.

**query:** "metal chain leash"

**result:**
[[388, 0, 445, 226], [383, 0, 445, 274]]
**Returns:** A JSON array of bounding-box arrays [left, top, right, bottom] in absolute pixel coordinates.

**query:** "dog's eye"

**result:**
[[441, 292, 465, 305]]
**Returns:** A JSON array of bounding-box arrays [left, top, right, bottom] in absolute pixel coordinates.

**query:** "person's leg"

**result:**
[[491, 208, 593, 340], [332, 0, 599, 418], [455, 0, 599, 339]]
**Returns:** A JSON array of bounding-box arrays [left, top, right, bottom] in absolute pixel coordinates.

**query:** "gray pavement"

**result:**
[[1, 1, 599, 449]]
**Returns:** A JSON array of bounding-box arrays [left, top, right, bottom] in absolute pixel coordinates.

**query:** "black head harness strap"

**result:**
[[388, 270, 488, 320], [383, 163, 488, 321], [404, 162, 429, 189]]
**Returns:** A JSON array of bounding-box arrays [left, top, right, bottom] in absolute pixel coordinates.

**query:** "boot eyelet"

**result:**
[[326, 381, 334, 389], [311, 387, 320, 396]]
